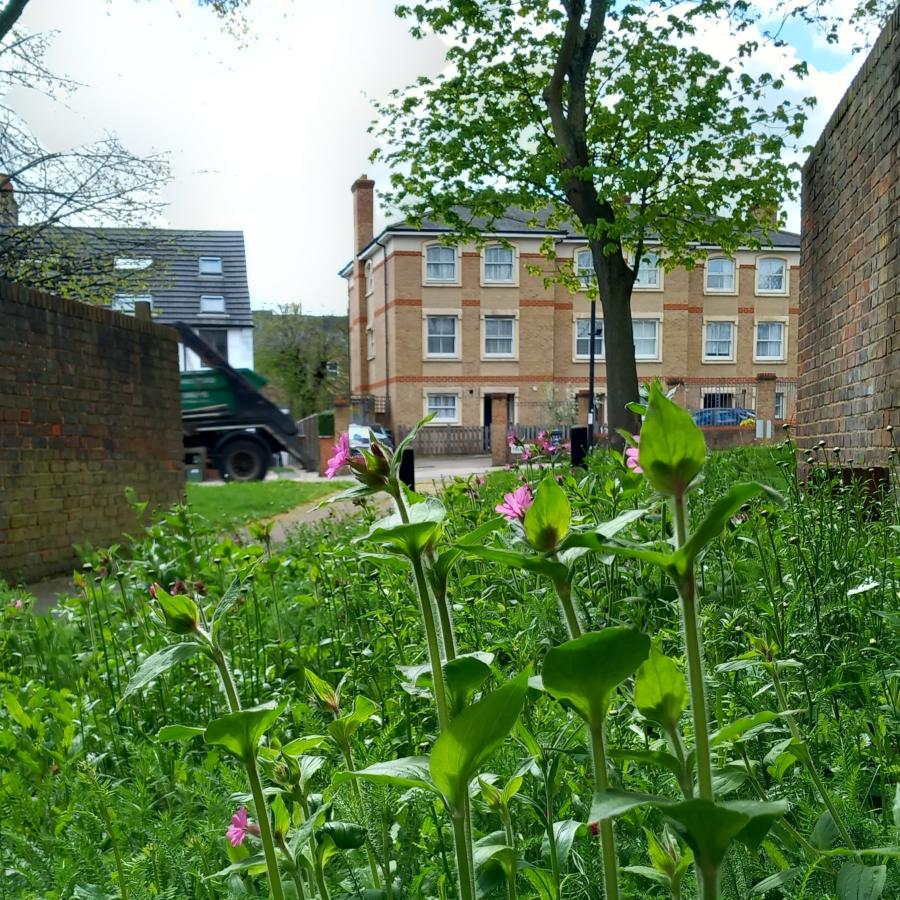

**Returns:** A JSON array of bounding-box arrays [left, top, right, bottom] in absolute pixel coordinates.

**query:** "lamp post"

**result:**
[[587, 297, 597, 450]]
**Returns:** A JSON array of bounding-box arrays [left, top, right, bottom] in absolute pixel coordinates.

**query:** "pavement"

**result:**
[[24, 454, 500, 609]]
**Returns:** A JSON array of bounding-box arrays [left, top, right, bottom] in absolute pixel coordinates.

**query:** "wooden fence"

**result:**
[[395, 424, 490, 456]]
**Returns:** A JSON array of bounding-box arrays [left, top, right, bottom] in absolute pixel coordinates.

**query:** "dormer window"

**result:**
[[200, 295, 226, 313], [199, 256, 223, 276]]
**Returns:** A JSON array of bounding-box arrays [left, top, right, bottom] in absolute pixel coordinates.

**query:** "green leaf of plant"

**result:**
[[634, 647, 688, 732], [711, 710, 782, 747], [304, 669, 340, 711], [836, 862, 887, 900], [281, 735, 328, 757], [675, 482, 782, 573], [317, 820, 367, 850], [810, 810, 839, 850], [751, 868, 801, 895], [430, 672, 528, 814], [609, 748, 686, 783], [204, 701, 283, 763], [557, 508, 648, 552], [432, 516, 504, 589], [334, 757, 439, 795], [590, 788, 665, 823], [893, 784, 900, 829], [154, 588, 201, 635], [472, 831, 517, 883], [621, 865, 672, 887], [638, 383, 706, 496], [157, 724, 205, 743], [444, 653, 493, 716], [120, 642, 202, 705], [460, 545, 570, 591], [327, 695, 379, 746], [523, 867, 557, 900], [541, 819, 586, 872], [523, 477, 571, 551], [390, 413, 435, 478], [363, 498, 445, 558], [272, 793, 290, 840], [207, 853, 268, 879], [542, 628, 651, 727]]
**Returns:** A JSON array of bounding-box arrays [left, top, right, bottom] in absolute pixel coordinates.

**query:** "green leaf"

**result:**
[[542, 628, 650, 727], [430, 673, 528, 814], [281, 735, 329, 757], [390, 413, 435, 478], [810, 810, 839, 850], [638, 383, 706, 496], [711, 711, 782, 747], [444, 653, 493, 716], [157, 724, 205, 743], [751, 868, 801, 895], [836, 862, 887, 900], [460, 545, 570, 591], [542, 819, 586, 872], [557, 508, 648, 552], [207, 853, 268, 879], [523, 477, 571, 551], [364, 498, 445, 558], [334, 757, 439, 795], [327, 695, 379, 746], [609, 748, 686, 783], [120, 642, 202, 705], [304, 669, 340, 711], [560, 535, 675, 571], [634, 647, 688, 732], [432, 516, 504, 590], [154, 588, 201, 635], [205, 701, 283, 763], [472, 831, 517, 885], [272, 793, 290, 840], [675, 482, 782, 573], [893, 784, 900, 829], [317, 820, 367, 850], [621, 864, 671, 887], [523, 867, 557, 900]]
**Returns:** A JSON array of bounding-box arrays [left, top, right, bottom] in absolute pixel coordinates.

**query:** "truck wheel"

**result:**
[[220, 439, 269, 482]]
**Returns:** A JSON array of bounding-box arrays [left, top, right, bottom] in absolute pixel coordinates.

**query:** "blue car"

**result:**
[[691, 408, 756, 427]]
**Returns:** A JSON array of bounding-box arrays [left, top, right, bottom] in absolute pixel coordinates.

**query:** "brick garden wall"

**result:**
[[0, 282, 184, 584], [797, 7, 899, 461]]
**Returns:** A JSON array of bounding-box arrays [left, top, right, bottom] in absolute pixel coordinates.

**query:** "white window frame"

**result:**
[[573, 314, 605, 360], [424, 391, 461, 424], [364, 259, 374, 296], [112, 294, 152, 313], [199, 294, 226, 314], [755, 256, 789, 296], [198, 256, 223, 276], [481, 244, 518, 286], [366, 326, 375, 360], [775, 391, 785, 420], [114, 257, 152, 271], [423, 311, 461, 360], [632, 316, 662, 361], [702, 317, 737, 363], [423, 242, 460, 285], [705, 256, 737, 295], [575, 247, 595, 291], [481, 312, 517, 359], [632, 251, 664, 291], [753, 318, 788, 362]]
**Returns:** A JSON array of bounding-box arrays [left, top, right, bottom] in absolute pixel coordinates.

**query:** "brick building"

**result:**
[[341, 176, 801, 434], [797, 6, 899, 462]]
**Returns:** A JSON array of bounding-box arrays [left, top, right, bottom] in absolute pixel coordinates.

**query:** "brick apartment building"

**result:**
[[341, 176, 801, 435]]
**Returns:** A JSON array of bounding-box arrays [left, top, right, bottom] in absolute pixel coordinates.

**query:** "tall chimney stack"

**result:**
[[0, 175, 18, 226], [351, 174, 375, 253]]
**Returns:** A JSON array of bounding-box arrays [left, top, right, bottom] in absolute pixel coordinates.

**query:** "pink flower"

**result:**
[[507, 432, 519, 450], [521, 445, 532, 462], [226, 807, 260, 847], [325, 433, 351, 479], [496, 484, 533, 521], [625, 434, 643, 474], [14, 598, 23, 609]]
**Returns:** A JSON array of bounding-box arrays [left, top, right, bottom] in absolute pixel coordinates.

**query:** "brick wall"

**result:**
[[0, 282, 184, 583], [797, 7, 900, 461]]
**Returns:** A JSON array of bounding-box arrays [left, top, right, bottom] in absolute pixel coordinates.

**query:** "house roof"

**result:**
[[340, 206, 801, 275]]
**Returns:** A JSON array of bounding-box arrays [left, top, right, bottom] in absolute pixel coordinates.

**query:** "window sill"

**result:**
[[198, 311, 230, 317], [755, 290, 789, 297], [424, 355, 461, 362], [574, 356, 605, 363], [702, 357, 736, 364], [632, 285, 664, 292], [423, 280, 461, 287], [481, 355, 518, 362], [704, 289, 738, 296], [753, 357, 786, 364]]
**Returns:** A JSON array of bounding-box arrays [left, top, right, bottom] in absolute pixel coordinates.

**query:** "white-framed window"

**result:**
[[483, 315, 515, 357], [198, 256, 223, 276], [426, 392, 459, 422], [575, 317, 604, 359], [775, 391, 785, 420], [366, 327, 375, 359], [200, 294, 226, 314], [576, 248, 594, 290], [633, 252, 662, 290], [703, 320, 735, 361], [197, 327, 228, 360], [112, 294, 152, 313], [425, 244, 458, 283], [425, 314, 458, 357], [755, 320, 786, 361], [365, 259, 374, 296], [756, 257, 787, 294], [705, 257, 736, 293], [114, 257, 152, 270], [483, 245, 515, 284], [633, 318, 660, 360]]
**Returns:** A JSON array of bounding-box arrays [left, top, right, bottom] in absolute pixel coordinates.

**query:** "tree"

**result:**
[[253, 305, 348, 419], [372, 0, 858, 443]]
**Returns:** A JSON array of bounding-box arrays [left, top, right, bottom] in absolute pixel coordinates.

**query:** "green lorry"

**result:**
[[176, 323, 308, 481]]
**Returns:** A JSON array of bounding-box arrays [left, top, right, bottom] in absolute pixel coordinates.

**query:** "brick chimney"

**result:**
[[751, 204, 779, 228], [351, 174, 375, 253], [0, 175, 18, 226]]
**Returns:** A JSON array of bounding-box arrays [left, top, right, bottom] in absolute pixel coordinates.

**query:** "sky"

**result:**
[[10, 0, 874, 315]]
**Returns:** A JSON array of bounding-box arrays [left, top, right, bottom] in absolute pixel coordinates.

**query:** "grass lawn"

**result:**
[[185, 479, 351, 529]]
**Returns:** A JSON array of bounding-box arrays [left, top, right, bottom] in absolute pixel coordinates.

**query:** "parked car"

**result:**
[[348, 423, 393, 455], [691, 408, 756, 427]]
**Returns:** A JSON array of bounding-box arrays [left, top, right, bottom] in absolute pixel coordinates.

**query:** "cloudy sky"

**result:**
[[11, 0, 871, 314]]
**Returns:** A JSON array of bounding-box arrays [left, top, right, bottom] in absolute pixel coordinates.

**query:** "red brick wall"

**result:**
[[797, 7, 899, 461], [0, 282, 184, 583]]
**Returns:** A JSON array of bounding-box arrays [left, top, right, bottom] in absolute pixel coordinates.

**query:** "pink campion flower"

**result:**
[[13, 598, 23, 610], [325, 433, 351, 479], [521, 445, 532, 462], [226, 807, 260, 847], [496, 484, 533, 522], [625, 434, 643, 474], [507, 432, 519, 450]]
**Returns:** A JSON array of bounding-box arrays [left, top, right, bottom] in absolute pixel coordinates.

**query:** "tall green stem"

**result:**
[[450, 813, 476, 900], [554, 579, 583, 638], [672, 494, 714, 803], [590, 723, 620, 900], [500, 808, 518, 900]]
